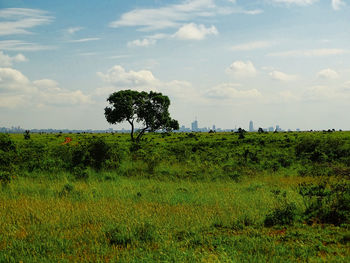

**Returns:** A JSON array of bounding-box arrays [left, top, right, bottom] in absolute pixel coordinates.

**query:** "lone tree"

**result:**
[[104, 90, 179, 142]]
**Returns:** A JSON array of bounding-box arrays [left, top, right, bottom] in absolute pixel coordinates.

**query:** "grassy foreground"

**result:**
[[1, 173, 349, 262], [1, 131, 350, 262]]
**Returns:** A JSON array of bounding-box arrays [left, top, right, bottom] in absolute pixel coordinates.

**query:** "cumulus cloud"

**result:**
[[0, 51, 27, 67], [332, 0, 346, 10], [317, 68, 339, 79], [96, 65, 197, 101], [206, 83, 261, 99], [269, 70, 297, 81], [226, 61, 257, 78], [173, 23, 218, 40], [0, 67, 91, 108], [0, 8, 53, 36], [0, 67, 31, 92], [230, 41, 274, 51], [268, 48, 347, 57], [97, 65, 158, 90]]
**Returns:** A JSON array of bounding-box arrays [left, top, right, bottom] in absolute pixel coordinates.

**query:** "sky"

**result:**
[[0, 0, 350, 131]]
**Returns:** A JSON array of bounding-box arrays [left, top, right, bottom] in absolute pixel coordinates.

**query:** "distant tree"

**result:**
[[24, 130, 30, 140], [258, 127, 265, 134], [104, 90, 179, 142]]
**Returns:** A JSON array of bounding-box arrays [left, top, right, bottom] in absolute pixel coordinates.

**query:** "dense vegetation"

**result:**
[[0, 131, 350, 262]]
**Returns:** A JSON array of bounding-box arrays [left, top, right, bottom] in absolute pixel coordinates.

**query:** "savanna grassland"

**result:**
[[1, 131, 350, 262]]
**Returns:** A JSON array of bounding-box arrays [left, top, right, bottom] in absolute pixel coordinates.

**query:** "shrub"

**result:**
[[299, 181, 350, 225], [0, 171, 13, 186], [0, 134, 17, 172], [264, 202, 298, 227], [87, 137, 111, 170]]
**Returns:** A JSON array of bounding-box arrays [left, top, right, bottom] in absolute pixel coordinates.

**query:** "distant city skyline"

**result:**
[[1, 1, 350, 130]]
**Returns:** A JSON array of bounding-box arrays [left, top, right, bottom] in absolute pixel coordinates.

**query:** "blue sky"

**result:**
[[0, 0, 349, 130]]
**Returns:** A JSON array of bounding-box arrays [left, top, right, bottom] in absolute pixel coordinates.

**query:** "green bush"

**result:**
[[299, 181, 350, 225], [264, 202, 298, 227]]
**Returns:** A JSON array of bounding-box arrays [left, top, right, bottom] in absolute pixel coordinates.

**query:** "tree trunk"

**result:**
[[129, 120, 135, 142]]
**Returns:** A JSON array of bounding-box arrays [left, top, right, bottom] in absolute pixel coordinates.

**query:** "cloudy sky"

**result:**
[[0, 0, 349, 130]]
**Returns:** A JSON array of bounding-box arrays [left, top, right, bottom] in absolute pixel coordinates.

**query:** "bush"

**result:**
[[0, 171, 13, 186], [299, 181, 350, 225], [264, 202, 298, 227], [0, 134, 17, 172], [87, 137, 111, 170]]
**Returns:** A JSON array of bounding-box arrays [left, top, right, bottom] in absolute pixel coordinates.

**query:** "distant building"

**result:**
[[191, 120, 198, 131], [249, 120, 254, 132], [268, 126, 274, 132], [213, 125, 216, 131]]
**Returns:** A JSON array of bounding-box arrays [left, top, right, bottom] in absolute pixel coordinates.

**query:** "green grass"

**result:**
[[0, 173, 349, 262], [1, 131, 350, 261]]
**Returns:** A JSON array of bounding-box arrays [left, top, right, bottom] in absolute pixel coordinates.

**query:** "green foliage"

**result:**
[[264, 202, 298, 227], [299, 181, 350, 225], [105, 90, 179, 142]]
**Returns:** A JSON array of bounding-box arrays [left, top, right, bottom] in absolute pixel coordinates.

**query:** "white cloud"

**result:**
[[66, 26, 83, 34], [0, 8, 53, 36], [127, 38, 156, 47], [0, 67, 91, 108], [332, 0, 346, 10], [0, 51, 27, 66], [0, 40, 54, 51], [97, 65, 158, 89], [269, 70, 297, 81], [270, 0, 319, 6], [0, 67, 31, 92], [226, 61, 257, 78], [268, 48, 348, 57], [69, 38, 100, 43], [110, 0, 215, 31], [206, 83, 261, 99], [231, 41, 274, 51], [33, 79, 59, 89], [173, 23, 218, 40], [96, 65, 197, 101], [110, 0, 260, 31], [317, 68, 339, 79]]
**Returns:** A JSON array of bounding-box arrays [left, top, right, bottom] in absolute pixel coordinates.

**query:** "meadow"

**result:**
[[0, 131, 350, 262]]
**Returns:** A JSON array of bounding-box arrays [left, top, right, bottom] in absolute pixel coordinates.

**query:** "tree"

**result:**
[[104, 90, 179, 142]]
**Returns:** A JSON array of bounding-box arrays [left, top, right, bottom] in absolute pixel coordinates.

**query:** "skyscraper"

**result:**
[[249, 120, 254, 132], [191, 120, 198, 131]]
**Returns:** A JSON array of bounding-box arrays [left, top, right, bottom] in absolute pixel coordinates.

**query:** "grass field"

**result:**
[[1, 131, 350, 262]]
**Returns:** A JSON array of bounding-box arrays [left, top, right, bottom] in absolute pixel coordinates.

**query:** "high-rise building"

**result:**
[[191, 120, 198, 131], [212, 125, 216, 131], [249, 120, 254, 132]]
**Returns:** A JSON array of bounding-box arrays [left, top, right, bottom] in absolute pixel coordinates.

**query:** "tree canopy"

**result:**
[[104, 90, 179, 142]]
